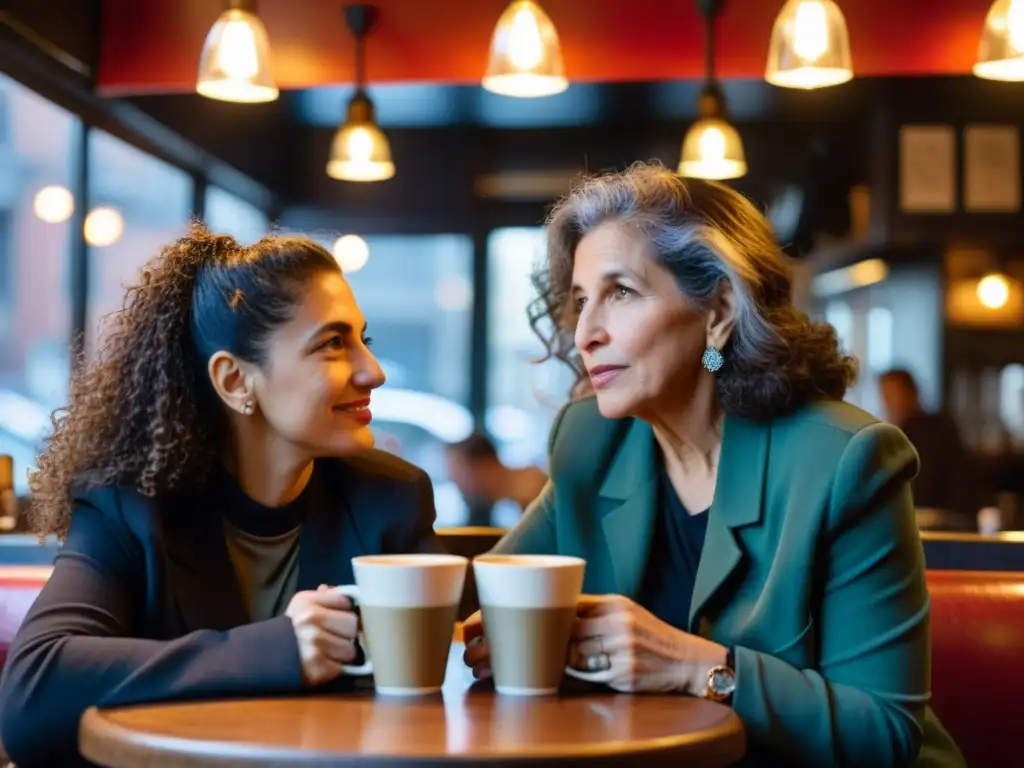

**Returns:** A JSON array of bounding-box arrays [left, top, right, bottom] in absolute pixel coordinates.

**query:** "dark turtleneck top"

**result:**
[[213, 465, 313, 623]]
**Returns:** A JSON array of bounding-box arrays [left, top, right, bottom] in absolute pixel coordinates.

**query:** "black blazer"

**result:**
[[0, 451, 444, 767]]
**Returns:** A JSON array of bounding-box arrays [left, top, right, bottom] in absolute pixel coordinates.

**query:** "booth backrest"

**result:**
[[0, 567, 52, 671], [926, 569, 1024, 768]]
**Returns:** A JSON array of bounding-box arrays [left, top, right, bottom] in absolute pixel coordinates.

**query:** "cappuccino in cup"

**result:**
[[473, 554, 585, 696], [334, 553, 467, 695]]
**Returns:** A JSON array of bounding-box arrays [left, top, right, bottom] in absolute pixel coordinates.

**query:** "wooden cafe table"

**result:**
[[79, 626, 746, 767]]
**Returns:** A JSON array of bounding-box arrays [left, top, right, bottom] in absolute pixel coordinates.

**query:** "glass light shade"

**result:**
[[327, 123, 395, 182], [678, 118, 747, 181], [765, 0, 854, 89], [975, 0, 1024, 81], [196, 8, 278, 103], [482, 1, 568, 98]]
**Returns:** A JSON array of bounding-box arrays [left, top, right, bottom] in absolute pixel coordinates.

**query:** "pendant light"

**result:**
[[482, 1, 568, 97], [679, 0, 747, 181], [326, 4, 395, 182], [196, 0, 278, 103], [975, 0, 1024, 81], [765, 0, 853, 89]]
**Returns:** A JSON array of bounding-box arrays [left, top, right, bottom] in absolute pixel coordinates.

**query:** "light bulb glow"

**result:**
[[33, 186, 74, 224], [215, 20, 259, 80], [765, 0, 853, 89], [792, 2, 829, 62], [345, 127, 375, 163], [507, 9, 544, 70], [1010, 0, 1024, 51], [978, 273, 1010, 309], [84, 207, 124, 247], [482, 1, 568, 98], [196, 9, 278, 103], [333, 235, 370, 273], [698, 127, 727, 162]]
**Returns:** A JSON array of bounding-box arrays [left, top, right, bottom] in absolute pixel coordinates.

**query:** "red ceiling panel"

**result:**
[[97, 0, 997, 95]]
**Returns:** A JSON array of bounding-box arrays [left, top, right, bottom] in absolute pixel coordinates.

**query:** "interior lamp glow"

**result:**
[[977, 273, 1010, 309], [84, 207, 124, 247], [679, 86, 747, 181], [196, 3, 278, 103], [332, 234, 370, 273], [326, 94, 395, 182], [975, 0, 1024, 81], [33, 186, 74, 224], [766, 0, 854, 89], [482, 1, 568, 97]]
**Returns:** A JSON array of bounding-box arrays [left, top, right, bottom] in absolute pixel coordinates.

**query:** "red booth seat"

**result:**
[[0, 567, 52, 672], [926, 569, 1024, 768]]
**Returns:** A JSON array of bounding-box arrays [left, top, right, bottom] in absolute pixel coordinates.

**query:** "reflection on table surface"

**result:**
[[80, 642, 746, 766]]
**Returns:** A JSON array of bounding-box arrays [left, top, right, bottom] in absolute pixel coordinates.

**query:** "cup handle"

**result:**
[[563, 665, 613, 684], [333, 584, 373, 676]]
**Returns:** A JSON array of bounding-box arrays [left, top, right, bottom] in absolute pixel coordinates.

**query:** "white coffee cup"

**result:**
[[473, 554, 586, 696], [333, 553, 468, 695]]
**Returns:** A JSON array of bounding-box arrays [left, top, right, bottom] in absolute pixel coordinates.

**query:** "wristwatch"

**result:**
[[702, 647, 736, 703]]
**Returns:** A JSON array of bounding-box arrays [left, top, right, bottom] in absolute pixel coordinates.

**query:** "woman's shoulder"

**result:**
[[71, 484, 161, 527], [773, 399, 913, 456], [769, 399, 919, 500]]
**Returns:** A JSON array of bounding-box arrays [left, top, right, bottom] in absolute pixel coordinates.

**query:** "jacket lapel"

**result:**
[[599, 419, 658, 599], [297, 459, 369, 592], [161, 493, 249, 632], [688, 414, 770, 632]]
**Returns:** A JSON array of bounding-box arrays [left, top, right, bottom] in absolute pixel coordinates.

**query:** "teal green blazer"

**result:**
[[492, 396, 964, 767]]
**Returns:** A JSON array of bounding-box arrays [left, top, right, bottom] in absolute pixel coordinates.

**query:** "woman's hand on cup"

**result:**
[[285, 586, 361, 687], [567, 594, 727, 694], [461, 610, 492, 679]]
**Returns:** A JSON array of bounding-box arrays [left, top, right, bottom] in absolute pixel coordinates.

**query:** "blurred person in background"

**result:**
[[879, 368, 979, 531], [0, 225, 443, 767], [444, 432, 547, 527]]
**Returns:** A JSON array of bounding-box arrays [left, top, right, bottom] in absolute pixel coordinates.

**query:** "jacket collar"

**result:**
[[598, 414, 770, 630]]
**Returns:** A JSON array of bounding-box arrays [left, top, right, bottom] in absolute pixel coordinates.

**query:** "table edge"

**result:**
[[80, 701, 746, 765]]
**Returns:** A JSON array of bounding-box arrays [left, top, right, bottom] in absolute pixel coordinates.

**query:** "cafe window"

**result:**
[[486, 228, 574, 524], [205, 186, 269, 244], [0, 74, 79, 493], [86, 130, 192, 346], [340, 234, 473, 527]]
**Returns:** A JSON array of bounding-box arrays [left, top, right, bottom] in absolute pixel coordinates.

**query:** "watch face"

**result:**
[[709, 666, 736, 695]]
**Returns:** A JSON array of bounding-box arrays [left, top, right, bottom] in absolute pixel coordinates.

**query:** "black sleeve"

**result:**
[[0, 489, 303, 766]]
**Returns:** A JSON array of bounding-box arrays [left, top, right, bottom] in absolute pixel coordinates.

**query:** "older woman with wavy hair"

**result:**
[[464, 163, 963, 767]]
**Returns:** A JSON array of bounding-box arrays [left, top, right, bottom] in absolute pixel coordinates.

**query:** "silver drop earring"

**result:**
[[242, 400, 255, 415], [702, 345, 724, 373]]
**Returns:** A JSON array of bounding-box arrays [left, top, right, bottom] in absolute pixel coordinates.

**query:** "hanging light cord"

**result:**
[[353, 25, 365, 89], [697, 0, 723, 85], [345, 4, 379, 93]]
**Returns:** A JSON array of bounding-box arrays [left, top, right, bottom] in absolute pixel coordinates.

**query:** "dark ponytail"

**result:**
[[28, 223, 339, 538]]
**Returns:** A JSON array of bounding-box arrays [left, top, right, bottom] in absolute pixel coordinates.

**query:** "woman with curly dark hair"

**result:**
[[0, 225, 446, 766], [464, 163, 964, 766]]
